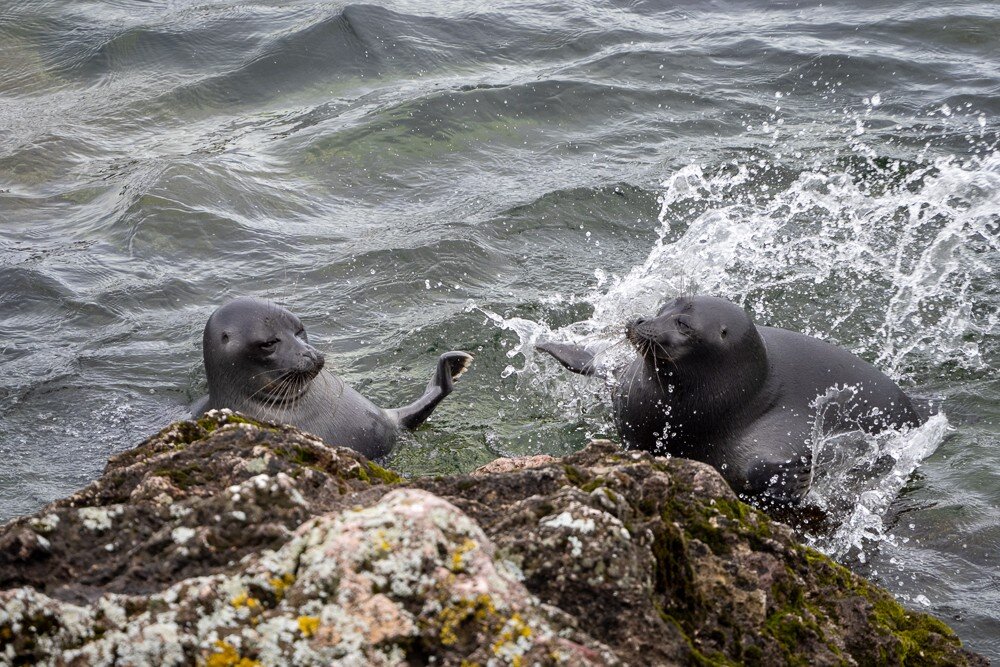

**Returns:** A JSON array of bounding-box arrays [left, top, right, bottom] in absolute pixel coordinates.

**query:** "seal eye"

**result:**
[[295, 328, 307, 341], [259, 338, 279, 353], [720, 327, 728, 339]]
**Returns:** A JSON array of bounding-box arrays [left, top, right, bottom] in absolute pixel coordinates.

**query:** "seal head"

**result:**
[[617, 296, 770, 458], [204, 298, 326, 413]]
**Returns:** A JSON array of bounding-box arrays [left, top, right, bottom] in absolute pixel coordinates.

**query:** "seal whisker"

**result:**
[[623, 344, 646, 409], [651, 341, 680, 372], [240, 369, 298, 420]]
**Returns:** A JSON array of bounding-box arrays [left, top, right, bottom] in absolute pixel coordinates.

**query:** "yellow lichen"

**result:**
[[230, 591, 262, 614], [298, 615, 321, 638], [268, 572, 296, 599], [474, 594, 498, 622], [439, 594, 498, 646], [450, 538, 478, 573], [204, 640, 261, 667], [491, 613, 533, 666], [377, 528, 392, 552]]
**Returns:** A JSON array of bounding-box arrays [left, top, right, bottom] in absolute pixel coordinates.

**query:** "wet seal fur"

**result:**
[[537, 295, 922, 504], [191, 297, 472, 460]]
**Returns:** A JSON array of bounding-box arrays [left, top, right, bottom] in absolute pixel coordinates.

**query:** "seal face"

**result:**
[[201, 298, 325, 415], [616, 296, 769, 458], [538, 295, 922, 505], [193, 298, 472, 460]]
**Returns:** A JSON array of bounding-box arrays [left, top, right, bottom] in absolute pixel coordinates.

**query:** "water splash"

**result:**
[[473, 115, 995, 561], [805, 412, 950, 562], [583, 151, 998, 381]]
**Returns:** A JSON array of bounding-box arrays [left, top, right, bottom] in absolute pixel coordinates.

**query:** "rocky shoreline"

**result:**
[[0, 411, 987, 665]]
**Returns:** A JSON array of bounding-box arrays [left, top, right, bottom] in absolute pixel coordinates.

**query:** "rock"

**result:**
[[0, 411, 987, 666], [473, 454, 557, 476], [0, 489, 616, 666]]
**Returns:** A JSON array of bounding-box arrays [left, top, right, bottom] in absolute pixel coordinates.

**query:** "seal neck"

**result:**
[[650, 327, 770, 432]]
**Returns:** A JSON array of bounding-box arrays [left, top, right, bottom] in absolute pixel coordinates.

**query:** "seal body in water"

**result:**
[[191, 297, 473, 460], [537, 295, 921, 504]]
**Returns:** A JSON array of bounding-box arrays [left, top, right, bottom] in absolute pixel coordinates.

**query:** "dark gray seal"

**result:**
[[537, 295, 921, 504], [191, 297, 473, 460]]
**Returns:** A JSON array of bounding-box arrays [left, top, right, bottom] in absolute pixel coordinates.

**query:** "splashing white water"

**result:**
[[805, 412, 950, 562], [584, 152, 998, 379], [474, 126, 996, 559]]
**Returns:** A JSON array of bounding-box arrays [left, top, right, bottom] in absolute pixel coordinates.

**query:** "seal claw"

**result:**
[[444, 351, 474, 381]]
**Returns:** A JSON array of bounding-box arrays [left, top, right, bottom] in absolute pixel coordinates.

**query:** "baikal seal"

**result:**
[[538, 295, 920, 504], [192, 297, 472, 460]]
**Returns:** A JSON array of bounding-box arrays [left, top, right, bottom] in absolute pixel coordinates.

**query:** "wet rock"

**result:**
[[0, 411, 987, 666]]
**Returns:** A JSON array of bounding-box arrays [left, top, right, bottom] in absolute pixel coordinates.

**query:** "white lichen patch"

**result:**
[[567, 535, 583, 557], [78, 505, 124, 532], [540, 511, 596, 534], [171, 526, 196, 545], [242, 456, 269, 474], [97, 597, 128, 629], [29, 513, 60, 533]]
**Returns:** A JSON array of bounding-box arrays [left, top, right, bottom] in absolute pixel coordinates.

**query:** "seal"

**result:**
[[537, 295, 921, 504], [190, 297, 473, 460]]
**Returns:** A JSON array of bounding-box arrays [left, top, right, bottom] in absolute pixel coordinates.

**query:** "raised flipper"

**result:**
[[536, 341, 601, 376], [390, 351, 473, 430], [743, 454, 814, 506]]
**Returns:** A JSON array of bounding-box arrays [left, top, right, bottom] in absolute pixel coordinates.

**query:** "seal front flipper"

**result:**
[[390, 351, 473, 430], [190, 395, 210, 417], [743, 454, 814, 506], [536, 341, 601, 376]]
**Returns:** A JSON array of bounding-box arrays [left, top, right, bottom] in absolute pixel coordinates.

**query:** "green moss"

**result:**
[[651, 522, 700, 623], [275, 446, 321, 467], [763, 609, 819, 667], [681, 508, 732, 556], [655, 606, 739, 667], [801, 547, 854, 590], [741, 644, 764, 667], [868, 594, 962, 665], [154, 463, 203, 490], [194, 412, 261, 432], [353, 461, 402, 485], [563, 464, 588, 487], [796, 546, 964, 663], [364, 461, 402, 485], [713, 498, 751, 522]]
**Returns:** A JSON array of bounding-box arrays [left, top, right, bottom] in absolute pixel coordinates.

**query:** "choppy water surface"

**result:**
[[1, 0, 997, 657]]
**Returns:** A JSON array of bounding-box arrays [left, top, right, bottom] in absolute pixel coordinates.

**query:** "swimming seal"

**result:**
[[191, 297, 473, 460], [537, 295, 921, 504]]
